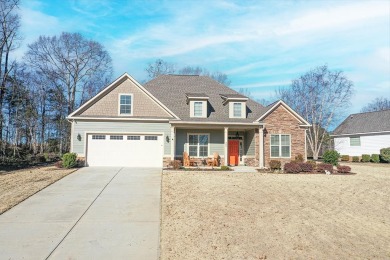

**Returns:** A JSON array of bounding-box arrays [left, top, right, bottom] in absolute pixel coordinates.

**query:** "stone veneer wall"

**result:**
[[263, 105, 306, 168]]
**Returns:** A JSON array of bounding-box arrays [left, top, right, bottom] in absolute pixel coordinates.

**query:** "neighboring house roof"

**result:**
[[332, 109, 390, 136], [144, 75, 268, 123]]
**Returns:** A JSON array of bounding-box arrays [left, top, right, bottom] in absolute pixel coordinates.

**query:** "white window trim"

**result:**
[[190, 100, 207, 118], [229, 101, 246, 118], [270, 134, 291, 158], [118, 93, 133, 116], [187, 133, 210, 157], [349, 136, 361, 147]]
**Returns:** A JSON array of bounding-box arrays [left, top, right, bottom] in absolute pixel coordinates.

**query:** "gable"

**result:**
[[262, 104, 303, 125], [73, 76, 174, 119]]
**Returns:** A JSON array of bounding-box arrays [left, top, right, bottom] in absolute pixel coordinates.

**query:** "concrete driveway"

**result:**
[[0, 167, 161, 259]]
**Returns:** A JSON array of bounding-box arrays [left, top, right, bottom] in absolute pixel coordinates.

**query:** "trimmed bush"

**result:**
[[294, 154, 304, 163], [55, 161, 63, 168], [352, 156, 359, 162], [317, 163, 333, 173], [62, 153, 77, 168], [380, 147, 390, 163], [371, 154, 380, 163], [323, 150, 340, 166], [337, 165, 351, 173], [306, 160, 317, 170], [220, 166, 230, 170], [361, 154, 370, 162], [269, 160, 281, 170], [284, 163, 301, 173], [299, 162, 313, 172], [169, 160, 181, 169], [341, 155, 350, 161]]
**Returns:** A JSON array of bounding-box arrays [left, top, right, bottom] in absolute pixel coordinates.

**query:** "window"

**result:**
[[233, 103, 242, 117], [145, 136, 158, 141], [350, 136, 361, 146], [270, 134, 290, 158], [188, 134, 209, 157], [194, 102, 203, 117], [110, 135, 123, 140], [119, 94, 132, 115], [127, 135, 140, 140], [92, 135, 105, 140]]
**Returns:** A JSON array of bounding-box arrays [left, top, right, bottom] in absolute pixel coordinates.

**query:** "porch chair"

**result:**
[[207, 152, 220, 167], [183, 152, 196, 166]]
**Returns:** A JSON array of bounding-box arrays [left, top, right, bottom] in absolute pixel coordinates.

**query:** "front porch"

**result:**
[[168, 124, 265, 167]]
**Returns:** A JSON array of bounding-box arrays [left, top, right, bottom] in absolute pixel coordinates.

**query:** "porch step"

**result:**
[[231, 166, 258, 173]]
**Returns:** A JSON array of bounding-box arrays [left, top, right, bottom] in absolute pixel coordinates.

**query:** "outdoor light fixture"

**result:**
[[235, 131, 239, 138], [77, 133, 82, 141], [166, 135, 170, 143]]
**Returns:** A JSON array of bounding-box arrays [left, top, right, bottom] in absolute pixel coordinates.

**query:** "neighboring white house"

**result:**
[[332, 110, 390, 156]]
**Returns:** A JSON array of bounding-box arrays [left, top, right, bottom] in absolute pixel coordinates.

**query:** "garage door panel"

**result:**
[[87, 134, 163, 167]]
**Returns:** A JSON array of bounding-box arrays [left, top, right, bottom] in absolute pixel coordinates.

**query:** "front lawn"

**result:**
[[161, 163, 390, 259]]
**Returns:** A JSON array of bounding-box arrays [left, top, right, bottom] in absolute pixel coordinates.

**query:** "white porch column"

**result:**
[[259, 127, 264, 168], [170, 126, 176, 160], [224, 127, 228, 166]]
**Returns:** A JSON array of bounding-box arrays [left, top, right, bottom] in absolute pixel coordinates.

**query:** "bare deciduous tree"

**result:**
[[361, 97, 390, 112], [0, 0, 21, 147], [278, 65, 354, 160], [146, 59, 232, 85], [24, 32, 113, 152]]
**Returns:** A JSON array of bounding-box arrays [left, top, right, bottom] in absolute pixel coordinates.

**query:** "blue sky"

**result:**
[[17, 0, 389, 115]]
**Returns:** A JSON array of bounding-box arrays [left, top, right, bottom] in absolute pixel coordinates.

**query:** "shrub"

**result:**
[[269, 160, 281, 170], [317, 163, 333, 173], [62, 153, 77, 168], [371, 154, 380, 163], [294, 154, 304, 163], [220, 166, 230, 171], [36, 154, 46, 163], [323, 150, 340, 166], [352, 156, 359, 162], [306, 160, 317, 170], [361, 154, 370, 162], [169, 160, 181, 170], [299, 162, 313, 172], [341, 155, 350, 161], [55, 161, 63, 168], [284, 162, 301, 173], [337, 165, 351, 173], [380, 147, 390, 163]]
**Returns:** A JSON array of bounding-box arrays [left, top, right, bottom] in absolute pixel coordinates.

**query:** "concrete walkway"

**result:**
[[0, 167, 161, 260]]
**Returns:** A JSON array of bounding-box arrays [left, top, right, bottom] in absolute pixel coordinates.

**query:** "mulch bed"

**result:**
[[256, 169, 356, 175]]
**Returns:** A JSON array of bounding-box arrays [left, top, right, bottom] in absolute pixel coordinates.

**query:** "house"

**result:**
[[67, 73, 311, 168], [332, 110, 390, 156]]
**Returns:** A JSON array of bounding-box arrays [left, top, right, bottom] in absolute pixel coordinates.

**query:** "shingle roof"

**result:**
[[220, 93, 248, 99], [333, 109, 390, 135], [144, 75, 268, 122], [185, 93, 209, 98]]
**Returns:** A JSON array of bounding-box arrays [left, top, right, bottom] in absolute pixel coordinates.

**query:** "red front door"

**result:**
[[228, 140, 239, 166]]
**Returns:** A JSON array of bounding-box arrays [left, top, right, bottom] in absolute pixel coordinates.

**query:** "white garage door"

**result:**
[[86, 134, 163, 167]]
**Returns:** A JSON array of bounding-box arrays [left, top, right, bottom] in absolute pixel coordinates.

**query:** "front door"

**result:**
[[228, 140, 239, 166]]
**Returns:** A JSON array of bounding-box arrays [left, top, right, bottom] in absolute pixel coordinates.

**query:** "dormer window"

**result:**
[[233, 103, 242, 117], [119, 94, 133, 115], [220, 94, 248, 119], [194, 102, 203, 117], [186, 93, 209, 118]]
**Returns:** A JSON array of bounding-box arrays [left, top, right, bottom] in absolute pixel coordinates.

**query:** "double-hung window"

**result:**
[[188, 134, 209, 157], [270, 134, 290, 158], [119, 94, 132, 115], [194, 102, 203, 117], [350, 136, 360, 146], [233, 103, 242, 117]]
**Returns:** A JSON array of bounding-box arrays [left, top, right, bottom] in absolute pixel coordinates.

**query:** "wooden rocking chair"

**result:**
[[183, 152, 196, 166], [207, 152, 220, 166]]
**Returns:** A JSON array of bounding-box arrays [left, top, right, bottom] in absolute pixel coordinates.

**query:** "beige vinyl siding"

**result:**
[[72, 120, 171, 156], [175, 129, 224, 157]]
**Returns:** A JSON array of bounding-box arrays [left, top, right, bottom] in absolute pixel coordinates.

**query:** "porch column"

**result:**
[[259, 127, 264, 168], [224, 127, 228, 166], [170, 126, 176, 160]]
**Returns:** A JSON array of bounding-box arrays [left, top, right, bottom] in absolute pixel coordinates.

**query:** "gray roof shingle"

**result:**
[[333, 109, 390, 135], [144, 75, 267, 122]]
